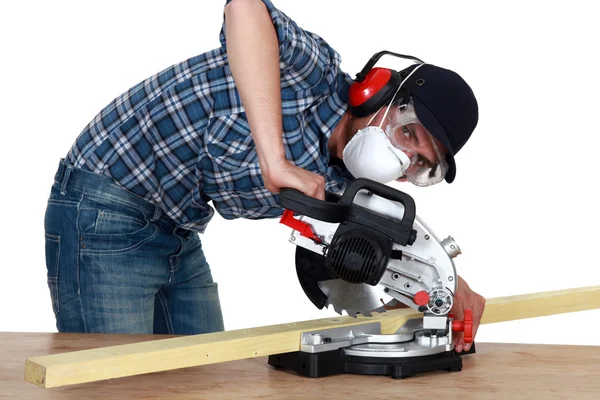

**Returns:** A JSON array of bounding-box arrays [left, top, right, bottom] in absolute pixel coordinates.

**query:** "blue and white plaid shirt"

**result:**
[[66, 0, 353, 233]]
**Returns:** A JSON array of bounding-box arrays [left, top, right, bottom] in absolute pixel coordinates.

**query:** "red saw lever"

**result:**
[[451, 309, 473, 343], [279, 209, 321, 243]]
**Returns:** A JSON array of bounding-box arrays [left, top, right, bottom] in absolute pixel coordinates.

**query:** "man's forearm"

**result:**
[[225, 0, 286, 174]]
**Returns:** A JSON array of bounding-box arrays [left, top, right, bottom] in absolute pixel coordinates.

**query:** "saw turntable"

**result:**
[[268, 178, 475, 379]]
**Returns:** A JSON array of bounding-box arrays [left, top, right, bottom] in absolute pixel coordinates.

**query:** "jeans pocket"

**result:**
[[78, 193, 149, 236], [78, 196, 159, 255], [94, 209, 148, 235], [45, 232, 60, 314]]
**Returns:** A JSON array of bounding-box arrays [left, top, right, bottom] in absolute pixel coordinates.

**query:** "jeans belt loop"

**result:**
[[150, 205, 162, 222], [60, 165, 74, 195]]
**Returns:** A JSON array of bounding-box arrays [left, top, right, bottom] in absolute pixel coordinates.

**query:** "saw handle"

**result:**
[[278, 189, 348, 223], [340, 178, 416, 226], [279, 178, 418, 246]]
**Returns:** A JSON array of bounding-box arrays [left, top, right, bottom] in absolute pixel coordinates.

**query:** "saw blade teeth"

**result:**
[[371, 306, 387, 314], [346, 309, 375, 318], [324, 301, 342, 315], [325, 301, 384, 318]]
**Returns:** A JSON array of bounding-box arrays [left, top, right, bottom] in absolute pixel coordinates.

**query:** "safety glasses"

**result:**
[[384, 100, 449, 186]]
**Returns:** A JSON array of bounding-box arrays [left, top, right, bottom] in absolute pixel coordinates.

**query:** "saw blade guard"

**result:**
[[279, 178, 459, 317]]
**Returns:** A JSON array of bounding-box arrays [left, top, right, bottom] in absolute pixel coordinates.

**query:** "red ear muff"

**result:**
[[349, 68, 392, 107], [349, 68, 401, 118]]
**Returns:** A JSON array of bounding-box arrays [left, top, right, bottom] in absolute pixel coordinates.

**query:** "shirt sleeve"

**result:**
[[219, 0, 340, 89]]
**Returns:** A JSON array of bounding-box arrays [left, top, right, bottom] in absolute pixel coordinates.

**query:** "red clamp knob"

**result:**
[[414, 291, 430, 306], [451, 309, 473, 343]]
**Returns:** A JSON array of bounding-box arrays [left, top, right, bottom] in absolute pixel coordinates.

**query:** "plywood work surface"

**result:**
[[2, 332, 599, 399]]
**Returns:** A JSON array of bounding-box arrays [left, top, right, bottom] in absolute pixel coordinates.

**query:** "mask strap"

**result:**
[[365, 106, 380, 126], [377, 63, 427, 130]]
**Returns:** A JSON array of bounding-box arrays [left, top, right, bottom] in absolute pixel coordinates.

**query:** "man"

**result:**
[[44, 0, 484, 353]]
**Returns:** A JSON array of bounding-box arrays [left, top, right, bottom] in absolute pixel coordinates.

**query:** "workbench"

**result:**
[[1, 332, 598, 399]]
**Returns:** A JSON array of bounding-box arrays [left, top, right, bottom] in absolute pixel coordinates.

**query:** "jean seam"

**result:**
[[169, 234, 185, 275], [201, 280, 208, 333], [80, 225, 159, 256], [48, 198, 79, 207], [60, 184, 153, 221], [45, 233, 61, 314], [76, 191, 89, 333], [156, 290, 174, 334], [96, 211, 146, 227], [83, 191, 154, 220]]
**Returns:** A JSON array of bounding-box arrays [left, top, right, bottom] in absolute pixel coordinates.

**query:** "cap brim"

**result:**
[[413, 97, 456, 183]]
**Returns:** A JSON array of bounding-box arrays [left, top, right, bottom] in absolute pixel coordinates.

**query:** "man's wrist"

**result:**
[[259, 152, 287, 173]]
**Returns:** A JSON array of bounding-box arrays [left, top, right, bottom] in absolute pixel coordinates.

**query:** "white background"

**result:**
[[1, 0, 598, 346]]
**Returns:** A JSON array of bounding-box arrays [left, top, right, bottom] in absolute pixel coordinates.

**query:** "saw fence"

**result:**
[[24, 285, 600, 388]]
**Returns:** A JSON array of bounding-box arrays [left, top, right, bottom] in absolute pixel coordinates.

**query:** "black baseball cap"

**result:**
[[399, 64, 479, 183]]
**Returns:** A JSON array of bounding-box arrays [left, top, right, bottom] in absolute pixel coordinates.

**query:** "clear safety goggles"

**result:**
[[382, 99, 449, 186]]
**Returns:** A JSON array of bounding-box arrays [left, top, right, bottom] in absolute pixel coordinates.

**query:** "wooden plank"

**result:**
[[481, 286, 600, 324], [24, 312, 415, 389], [6, 334, 600, 399], [25, 285, 600, 388]]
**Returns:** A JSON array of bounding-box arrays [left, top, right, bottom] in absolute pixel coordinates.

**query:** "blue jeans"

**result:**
[[43, 159, 224, 334]]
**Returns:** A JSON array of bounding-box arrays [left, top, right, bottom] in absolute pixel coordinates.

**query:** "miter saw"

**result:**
[[268, 178, 475, 379]]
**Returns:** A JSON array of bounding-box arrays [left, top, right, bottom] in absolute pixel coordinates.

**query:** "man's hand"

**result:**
[[451, 275, 485, 352], [262, 158, 326, 200]]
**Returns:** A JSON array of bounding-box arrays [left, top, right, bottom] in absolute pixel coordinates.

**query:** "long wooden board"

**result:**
[[25, 285, 600, 388]]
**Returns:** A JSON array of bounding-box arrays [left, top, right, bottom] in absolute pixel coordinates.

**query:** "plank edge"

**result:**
[[24, 359, 47, 388]]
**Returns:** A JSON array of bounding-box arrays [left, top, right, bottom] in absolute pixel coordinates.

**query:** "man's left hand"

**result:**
[[450, 275, 486, 352]]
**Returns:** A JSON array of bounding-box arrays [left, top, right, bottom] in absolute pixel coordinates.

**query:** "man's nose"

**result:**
[[405, 162, 420, 174]]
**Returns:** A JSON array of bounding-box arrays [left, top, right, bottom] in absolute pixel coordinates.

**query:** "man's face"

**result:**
[[389, 122, 448, 182], [351, 106, 448, 184]]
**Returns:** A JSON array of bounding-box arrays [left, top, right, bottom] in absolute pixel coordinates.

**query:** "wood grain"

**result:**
[[24, 285, 600, 388], [482, 286, 600, 324], [3, 333, 600, 399]]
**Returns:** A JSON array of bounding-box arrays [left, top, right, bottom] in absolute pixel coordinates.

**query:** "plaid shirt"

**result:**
[[66, 0, 353, 233]]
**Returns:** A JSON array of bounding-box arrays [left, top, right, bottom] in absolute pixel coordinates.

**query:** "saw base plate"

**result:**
[[268, 344, 476, 379]]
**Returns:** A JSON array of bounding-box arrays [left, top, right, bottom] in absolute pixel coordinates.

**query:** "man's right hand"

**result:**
[[262, 158, 326, 201]]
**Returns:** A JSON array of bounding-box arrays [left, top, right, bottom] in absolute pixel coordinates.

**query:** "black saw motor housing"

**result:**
[[325, 223, 392, 286], [280, 178, 417, 310]]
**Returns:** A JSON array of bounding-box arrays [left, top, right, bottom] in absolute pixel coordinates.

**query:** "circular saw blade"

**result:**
[[295, 246, 394, 317], [318, 279, 393, 317]]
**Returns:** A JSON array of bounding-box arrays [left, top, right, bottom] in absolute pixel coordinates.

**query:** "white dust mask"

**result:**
[[342, 126, 412, 183]]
